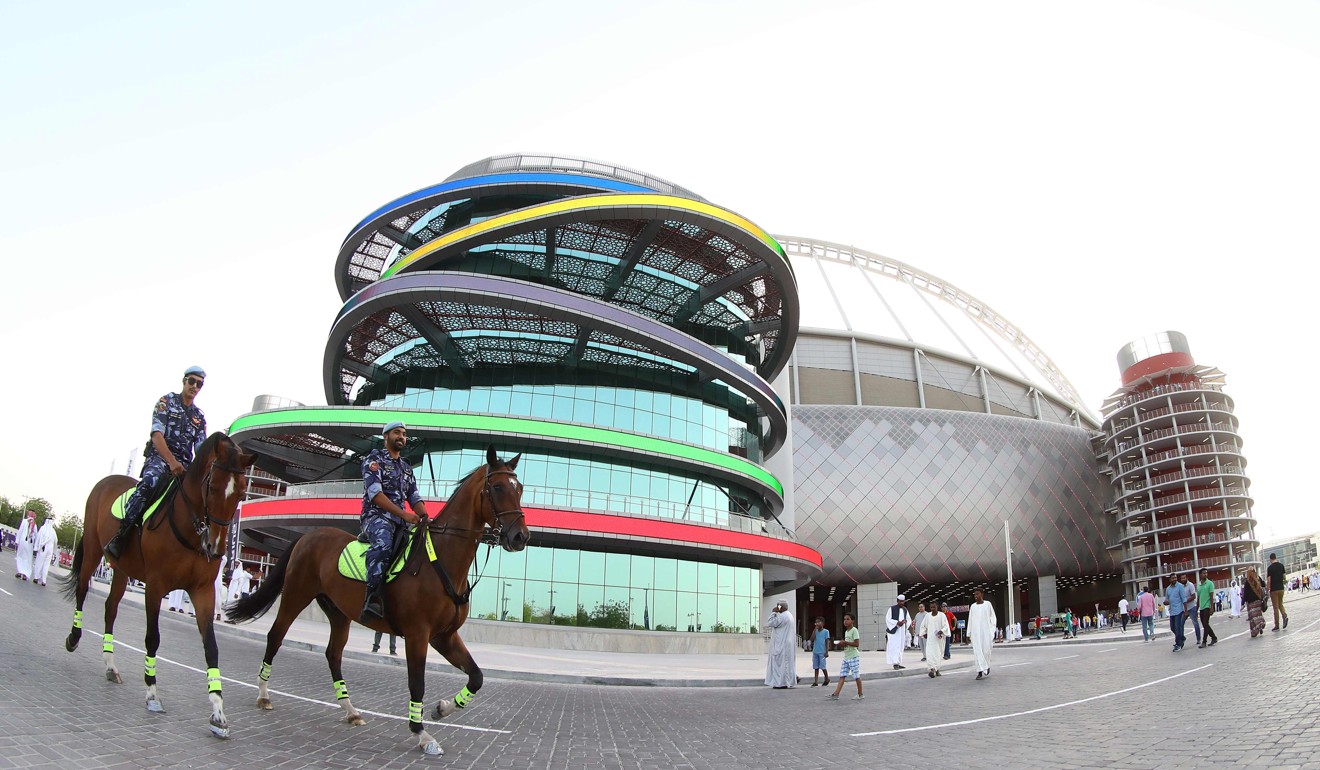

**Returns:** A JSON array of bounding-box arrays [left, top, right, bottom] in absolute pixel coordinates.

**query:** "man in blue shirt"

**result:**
[[358, 421, 429, 623], [1163, 573, 1191, 651], [105, 366, 209, 560]]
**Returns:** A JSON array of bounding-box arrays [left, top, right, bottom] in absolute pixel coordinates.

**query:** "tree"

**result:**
[[55, 513, 83, 550]]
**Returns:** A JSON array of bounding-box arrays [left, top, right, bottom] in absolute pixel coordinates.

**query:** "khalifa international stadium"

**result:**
[[228, 153, 1259, 650]]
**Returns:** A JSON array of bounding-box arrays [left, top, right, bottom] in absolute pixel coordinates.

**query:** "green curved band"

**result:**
[[228, 407, 783, 497]]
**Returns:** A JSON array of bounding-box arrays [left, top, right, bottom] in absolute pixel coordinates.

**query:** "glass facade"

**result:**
[[370, 384, 757, 457], [467, 545, 763, 634], [414, 443, 766, 527]]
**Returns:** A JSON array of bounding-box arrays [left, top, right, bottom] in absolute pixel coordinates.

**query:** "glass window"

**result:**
[[604, 553, 631, 586], [677, 560, 698, 592], [551, 549, 578, 584], [526, 548, 552, 582], [522, 580, 549, 621], [698, 562, 717, 594], [653, 590, 677, 631], [654, 558, 677, 591], [579, 550, 605, 586]]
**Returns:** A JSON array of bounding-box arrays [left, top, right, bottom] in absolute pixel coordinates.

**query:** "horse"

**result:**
[[61, 432, 257, 738], [226, 445, 529, 756]]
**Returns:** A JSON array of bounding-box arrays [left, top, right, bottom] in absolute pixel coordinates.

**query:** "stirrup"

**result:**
[[359, 589, 384, 623]]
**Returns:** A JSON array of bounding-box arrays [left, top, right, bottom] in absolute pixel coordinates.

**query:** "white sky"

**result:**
[[1, 1, 1315, 541]]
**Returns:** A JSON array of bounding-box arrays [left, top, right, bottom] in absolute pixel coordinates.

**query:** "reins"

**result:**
[[411, 466, 525, 606], [147, 449, 248, 561]]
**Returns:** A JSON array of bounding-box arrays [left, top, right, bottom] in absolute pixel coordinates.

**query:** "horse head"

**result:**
[[477, 445, 529, 552], [189, 433, 259, 559]]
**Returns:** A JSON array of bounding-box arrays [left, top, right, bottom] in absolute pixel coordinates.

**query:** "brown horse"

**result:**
[[226, 446, 529, 756], [61, 432, 257, 738]]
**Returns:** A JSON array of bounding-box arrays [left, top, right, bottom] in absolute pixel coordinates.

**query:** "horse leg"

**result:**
[[64, 540, 98, 652], [184, 599, 228, 738], [142, 583, 167, 713], [404, 632, 442, 756], [254, 580, 313, 710], [323, 603, 365, 725], [429, 632, 482, 720], [101, 570, 130, 684]]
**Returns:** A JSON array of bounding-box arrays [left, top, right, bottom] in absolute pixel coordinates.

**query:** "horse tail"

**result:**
[[59, 537, 86, 603], [226, 538, 298, 623]]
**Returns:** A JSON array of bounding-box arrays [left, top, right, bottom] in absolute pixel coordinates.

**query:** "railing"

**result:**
[[263, 480, 797, 540], [1124, 486, 1248, 513], [1104, 380, 1225, 416], [1113, 422, 1237, 454], [1121, 465, 1245, 493], [1117, 443, 1243, 475], [1107, 401, 1232, 433]]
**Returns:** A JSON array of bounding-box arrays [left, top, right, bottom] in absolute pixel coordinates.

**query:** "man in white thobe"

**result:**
[[764, 600, 796, 688], [212, 555, 228, 621], [30, 516, 58, 586], [921, 605, 951, 677], [1229, 582, 1242, 618], [910, 603, 929, 658], [13, 511, 36, 580], [885, 594, 909, 670], [227, 561, 252, 604], [968, 588, 997, 679]]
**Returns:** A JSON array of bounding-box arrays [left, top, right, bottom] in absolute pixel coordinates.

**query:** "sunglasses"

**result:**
[[185, 377, 205, 388]]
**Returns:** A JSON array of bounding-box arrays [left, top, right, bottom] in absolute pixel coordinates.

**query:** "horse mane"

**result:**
[[184, 432, 231, 483]]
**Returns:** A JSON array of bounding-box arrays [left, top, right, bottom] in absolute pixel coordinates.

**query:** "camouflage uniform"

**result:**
[[124, 392, 208, 523], [360, 448, 422, 591]]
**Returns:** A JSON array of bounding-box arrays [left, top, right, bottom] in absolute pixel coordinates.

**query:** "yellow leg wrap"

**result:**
[[73, 610, 83, 629], [454, 686, 474, 709], [206, 667, 222, 693], [334, 680, 349, 700], [259, 662, 272, 682], [144, 656, 157, 678], [408, 700, 423, 724], [102, 633, 114, 653]]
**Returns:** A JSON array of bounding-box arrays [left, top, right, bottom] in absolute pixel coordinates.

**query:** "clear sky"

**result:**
[[1, 1, 1315, 540]]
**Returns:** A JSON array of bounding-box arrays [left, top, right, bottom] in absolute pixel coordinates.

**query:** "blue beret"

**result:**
[[184, 366, 206, 378], [383, 421, 406, 435]]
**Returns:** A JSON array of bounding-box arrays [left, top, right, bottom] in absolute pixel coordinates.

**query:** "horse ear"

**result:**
[[507, 453, 521, 470], [241, 451, 259, 469], [486, 445, 498, 467]]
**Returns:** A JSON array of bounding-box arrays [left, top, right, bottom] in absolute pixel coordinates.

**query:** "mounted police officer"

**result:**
[[359, 421, 429, 623], [105, 366, 209, 560]]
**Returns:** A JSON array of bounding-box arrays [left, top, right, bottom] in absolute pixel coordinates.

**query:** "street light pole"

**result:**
[[1005, 520, 1016, 633]]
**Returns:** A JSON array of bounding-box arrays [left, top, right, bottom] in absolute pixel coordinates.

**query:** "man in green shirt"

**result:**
[[827, 613, 863, 700], [1196, 568, 1218, 648]]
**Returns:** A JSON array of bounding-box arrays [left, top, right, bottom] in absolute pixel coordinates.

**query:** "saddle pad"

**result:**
[[338, 539, 411, 584], [109, 480, 175, 523]]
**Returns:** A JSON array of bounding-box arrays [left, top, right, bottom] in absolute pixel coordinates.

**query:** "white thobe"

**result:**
[[1230, 585, 1242, 617], [168, 589, 188, 612], [13, 518, 35, 578], [968, 601, 997, 674], [30, 521, 57, 583], [213, 556, 228, 618], [227, 568, 251, 604], [911, 611, 928, 649], [764, 610, 796, 687], [921, 611, 951, 670], [885, 605, 909, 665]]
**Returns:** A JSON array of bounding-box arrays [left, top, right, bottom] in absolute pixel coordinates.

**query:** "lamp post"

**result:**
[[500, 581, 512, 621], [547, 588, 557, 624], [1004, 521, 1016, 634]]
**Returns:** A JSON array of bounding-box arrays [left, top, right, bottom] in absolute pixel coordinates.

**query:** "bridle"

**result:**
[[421, 464, 526, 605], [156, 455, 248, 560]]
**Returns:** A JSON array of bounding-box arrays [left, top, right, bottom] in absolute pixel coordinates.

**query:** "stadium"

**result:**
[[224, 154, 1210, 648]]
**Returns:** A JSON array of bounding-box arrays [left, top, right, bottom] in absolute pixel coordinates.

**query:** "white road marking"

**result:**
[[1052, 654, 1079, 661], [1094, 648, 1116, 653], [114, 640, 511, 734], [997, 662, 1032, 668], [0, 586, 13, 596], [851, 664, 1213, 736]]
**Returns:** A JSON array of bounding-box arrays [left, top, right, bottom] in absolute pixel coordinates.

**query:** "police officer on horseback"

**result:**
[[359, 421, 429, 623], [105, 366, 209, 560]]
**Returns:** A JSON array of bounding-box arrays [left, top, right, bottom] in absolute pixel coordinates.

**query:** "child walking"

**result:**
[[808, 616, 831, 686], [828, 613, 863, 700]]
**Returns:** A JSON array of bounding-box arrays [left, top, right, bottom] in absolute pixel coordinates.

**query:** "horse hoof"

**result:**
[[208, 717, 230, 739], [421, 739, 443, 756], [107, 670, 123, 684], [433, 700, 456, 719], [65, 636, 79, 653], [256, 697, 274, 710], [146, 699, 165, 714], [346, 714, 366, 726]]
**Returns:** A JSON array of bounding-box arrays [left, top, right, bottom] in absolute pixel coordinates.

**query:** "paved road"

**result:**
[[2, 575, 1317, 769]]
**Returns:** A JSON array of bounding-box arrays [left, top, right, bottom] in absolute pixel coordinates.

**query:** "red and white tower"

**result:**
[[1100, 332, 1260, 598]]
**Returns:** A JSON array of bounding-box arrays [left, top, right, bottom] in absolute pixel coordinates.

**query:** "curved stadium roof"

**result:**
[[778, 236, 1095, 422]]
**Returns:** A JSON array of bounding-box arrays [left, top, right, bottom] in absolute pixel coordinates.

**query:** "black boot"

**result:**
[[359, 584, 385, 623], [104, 513, 139, 561]]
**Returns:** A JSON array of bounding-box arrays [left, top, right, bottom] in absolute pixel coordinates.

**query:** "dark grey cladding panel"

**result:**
[[793, 406, 1118, 586]]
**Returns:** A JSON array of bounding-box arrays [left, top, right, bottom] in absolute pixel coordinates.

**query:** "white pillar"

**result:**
[[857, 582, 898, 651]]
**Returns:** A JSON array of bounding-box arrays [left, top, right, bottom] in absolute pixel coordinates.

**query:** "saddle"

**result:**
[[338, 536, 412, 584], [109, 479, 178, 523]]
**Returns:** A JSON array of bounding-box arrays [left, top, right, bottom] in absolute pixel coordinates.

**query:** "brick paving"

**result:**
[[1, 576, 1316, 769]]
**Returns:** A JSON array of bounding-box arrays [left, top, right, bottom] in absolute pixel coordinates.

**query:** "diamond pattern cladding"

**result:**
[[793, 406, 1118, 586]]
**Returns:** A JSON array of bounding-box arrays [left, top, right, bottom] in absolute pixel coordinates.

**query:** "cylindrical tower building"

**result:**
[[1100, 331, 1260, 598], [229, 154, 820, 641]]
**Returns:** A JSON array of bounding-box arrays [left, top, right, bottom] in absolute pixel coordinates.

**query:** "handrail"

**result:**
[[1121, 465, 1245, 493], [1117, 443, 1243, 475], [1103, 380, 1225, 416], [1107, 401, 1232, 433]]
